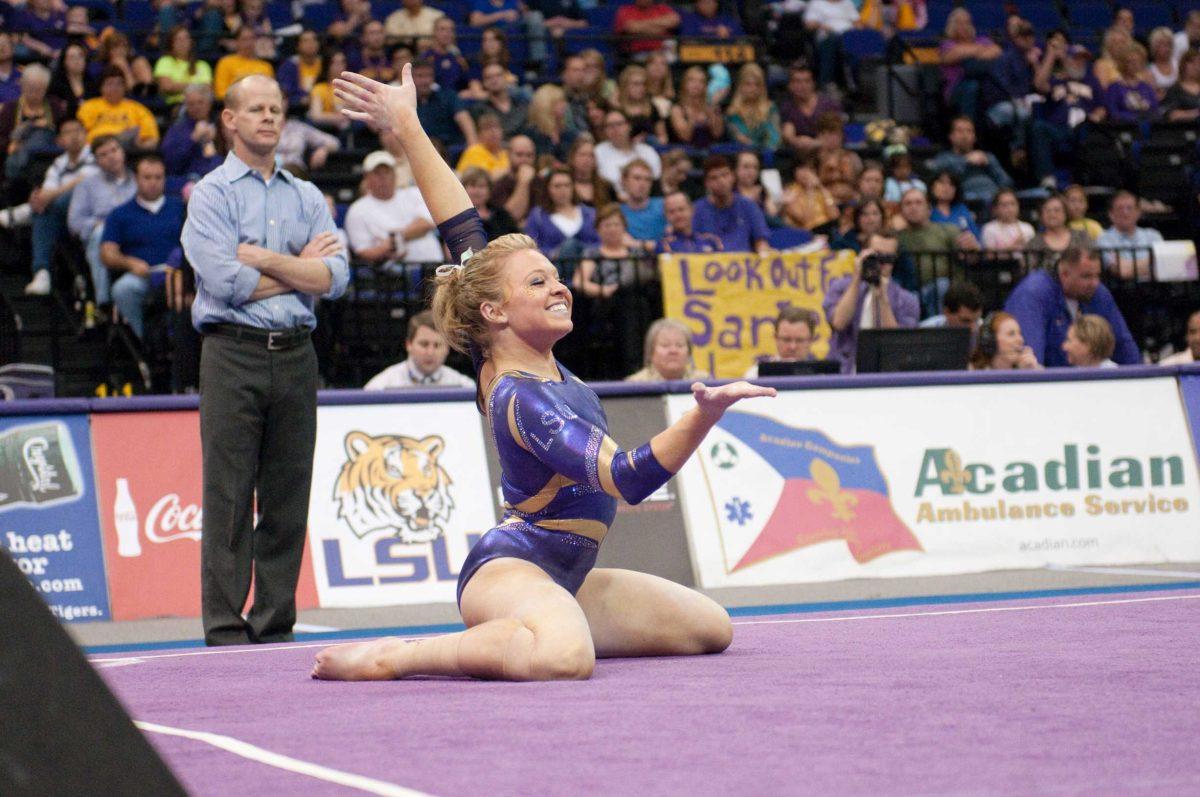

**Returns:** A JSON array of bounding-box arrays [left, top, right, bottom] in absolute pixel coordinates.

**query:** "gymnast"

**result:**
[[312, 65, 775, 682]]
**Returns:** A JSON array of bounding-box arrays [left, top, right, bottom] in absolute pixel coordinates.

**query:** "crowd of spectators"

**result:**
[[0, 0, 1196, 389]]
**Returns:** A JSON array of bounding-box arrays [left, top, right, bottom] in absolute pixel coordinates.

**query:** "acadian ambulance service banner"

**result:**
[[307, 402, 497, 607], [659, 250, 856, 379], [668, 377, 1200, 587]]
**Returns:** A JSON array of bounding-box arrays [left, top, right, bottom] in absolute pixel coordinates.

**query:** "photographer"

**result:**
[[822, 232, 919, 373]]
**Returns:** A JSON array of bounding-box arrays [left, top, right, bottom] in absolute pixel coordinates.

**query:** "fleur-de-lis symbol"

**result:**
[[939, 450, 971, 494], [807, 458, 858, 521]]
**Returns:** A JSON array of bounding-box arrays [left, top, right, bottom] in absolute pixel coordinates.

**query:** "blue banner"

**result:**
[[1183, 375, 1200, 474], [0, 415, 110, 622]]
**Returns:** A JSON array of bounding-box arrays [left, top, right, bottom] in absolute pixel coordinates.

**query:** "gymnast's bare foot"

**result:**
[[311, 638, 410, 680]]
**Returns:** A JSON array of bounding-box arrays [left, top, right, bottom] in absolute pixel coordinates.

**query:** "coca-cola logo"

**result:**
[[145, 494, 203, 543]]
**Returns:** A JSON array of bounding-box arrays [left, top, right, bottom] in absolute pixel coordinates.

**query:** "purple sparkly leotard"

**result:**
[[437, 209, 673, 604]]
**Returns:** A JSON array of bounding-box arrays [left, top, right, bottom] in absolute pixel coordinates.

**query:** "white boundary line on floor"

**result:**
[[731, 593, 1200, 626], [1045, 565, 1200, 579], [136, 721, 432, 797], [91, 592, 1200, 663]]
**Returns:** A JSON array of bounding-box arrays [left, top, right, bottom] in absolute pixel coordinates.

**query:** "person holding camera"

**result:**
[[822, 232, 919, 373]]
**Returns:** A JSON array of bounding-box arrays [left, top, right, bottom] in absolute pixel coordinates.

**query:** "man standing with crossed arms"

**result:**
[[182, 75, 349, 646]]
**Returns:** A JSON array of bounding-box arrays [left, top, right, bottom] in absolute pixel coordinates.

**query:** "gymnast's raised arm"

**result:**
[[334, 66, 485, 261]]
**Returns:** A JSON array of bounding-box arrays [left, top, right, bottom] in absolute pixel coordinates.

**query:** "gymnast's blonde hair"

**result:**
[[431, 233, 540, 361]]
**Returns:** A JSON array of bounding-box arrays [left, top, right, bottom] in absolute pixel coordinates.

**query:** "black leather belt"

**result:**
[[202, 323, 311, 351]]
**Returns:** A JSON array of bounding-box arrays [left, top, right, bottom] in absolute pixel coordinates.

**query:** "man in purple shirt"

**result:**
[[822, 233, 920, 373], [657, 191, 723, 254], [691, 155, 770, 255], [0, 33, 20, 105], [780, 63, 842, 153]]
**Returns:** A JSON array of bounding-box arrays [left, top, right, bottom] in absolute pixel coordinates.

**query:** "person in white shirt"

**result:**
[[594, 109, 661, 190], [804, 0, 861, 90], [1160, 309, 1200, 365], [384, 0, 444, 43], [343, 149, 441, 264], [1062, 314, 1119, 369], [364, 310, 475, 389], [1095, 190, 1164, 281], [980, 189, 1035, 253]]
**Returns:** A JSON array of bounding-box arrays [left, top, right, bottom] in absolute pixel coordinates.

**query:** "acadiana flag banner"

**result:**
[[658, 250, 856, 379], [668, 377, 1200, 588]]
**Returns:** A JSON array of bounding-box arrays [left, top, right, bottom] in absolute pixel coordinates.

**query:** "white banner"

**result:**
[[307, 402, 497, 607], [668, 378, 1200, 588]]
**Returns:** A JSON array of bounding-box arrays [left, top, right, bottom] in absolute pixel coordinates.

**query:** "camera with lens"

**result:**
[[860, 253, 896, 287]]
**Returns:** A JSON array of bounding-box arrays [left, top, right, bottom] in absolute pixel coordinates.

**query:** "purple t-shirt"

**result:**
[[1104, 80, 1159, 124], [779, 94, 842, 138], [691, 195, 770, 253], [939, 36, 993, 100], [14, 7, 68, 52]]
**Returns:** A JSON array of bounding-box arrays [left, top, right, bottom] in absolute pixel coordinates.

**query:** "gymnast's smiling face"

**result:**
[[489, 248, 573, 350]]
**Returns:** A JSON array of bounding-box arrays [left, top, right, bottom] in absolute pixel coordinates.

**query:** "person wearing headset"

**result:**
[[968, 311, 1043, 370]]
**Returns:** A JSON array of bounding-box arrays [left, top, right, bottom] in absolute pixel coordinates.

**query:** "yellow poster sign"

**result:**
[[659, 250, 856, 378]]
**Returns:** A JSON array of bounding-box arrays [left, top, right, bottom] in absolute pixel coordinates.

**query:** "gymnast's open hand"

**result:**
[[333, 64, 417, 135], [691, 380, 776, 421]]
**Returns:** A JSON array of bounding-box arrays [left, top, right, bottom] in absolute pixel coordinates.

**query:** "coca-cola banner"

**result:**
[[0, 415, 111, 622], [307, 402, 497, 607], [91, 410, 319, 621]]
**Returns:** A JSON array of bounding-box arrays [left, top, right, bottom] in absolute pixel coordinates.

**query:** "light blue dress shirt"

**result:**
[[182, 151, 350, 331]]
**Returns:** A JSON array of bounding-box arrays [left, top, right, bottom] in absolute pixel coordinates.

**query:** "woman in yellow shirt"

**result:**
[[454, 113, 510, 178], [308, 52, 350, 132]]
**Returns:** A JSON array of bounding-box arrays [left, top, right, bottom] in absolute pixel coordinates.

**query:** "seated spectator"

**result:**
[[969, 311, 1042, 370], [928, 170, 980, 239], [1062, 314, 1118, 368], [1093, 27, 1133, 90], [939, 8, 1002, 120], [329, 0, 375, 42], [213, 26, 274, 100], [744, 307, 822, 378], [455, 112, 510, 178], [14, 0, 68, 61], [472, 63, 529, 138], [161, 85, 221, 179], [781, 156, 836, 231], [613, 0, 681, 57], [882, 148, 926, 204], [1027, 194, 1091, 269], [982, 17, 1038, 164], [1163, 50, 1200, 121], [344, 150, 440, 265], [385, 0, 444, 43], [77, 66, 160, 150], [462, 167, 519, 239], [48, 41, 94, 117], [1174, 11, 1200, 61], [309, 53, 352, 134], [1104, 43, 1158, 123], [523, 167, 599, 258], [277, 115, 340, 171], [919, 280, 984, 350], [613, 64, 668, 143], [0, 33, 18, 105], [1064, 184, 1103, 240], [564, 136, 613, 210], [68, 136, 136, 310], [924, 116, 1011, 206], [618, 159, 665, 244], [680, 0, 743, 39], [896, 188, 979, 303], [693, 154, 770, 255], [154, 27, 213, 108], [669, 66, 724, 147], [470, 0, 548, 68], [644, 51, 675, 106], [413, 58, 475, 148], [726, 63, 781, 151], [832, 198, 885, 251], [558, 54, 592, 133], [626, 318, 709, 382], [364, 311, 475, 389], [492, 133, 537, 222], [1030, 37, 1102, 189], [13, 119, 96, 295], [658, 191, 723, 254], [1159, 309, 1200, 365], [99, 154, 185, 340], [354, 20, 394, 83], [421, 17, 469, 92], [525, 83, 573, 161], [595, 109, 662, 188], [191, 0, 236, 61], [0, 65, 67, 190], [814, 112, 863, 183], [64, 5, 99, 51], [980, 189, 1034, 253], [660, 148, 700, 201], [1147, 27, 1178, 96], [1113, 7, 1135, 37], [823, 235, 920, 373], [1095, 191, 1163, 280], [277, 30, 323, 108], [856, 161, 885, 203], [237, 0, 278, 61], [804, 0, 860, 91], [1003, 246, 1139, 366], [735, 150, 778, 220]]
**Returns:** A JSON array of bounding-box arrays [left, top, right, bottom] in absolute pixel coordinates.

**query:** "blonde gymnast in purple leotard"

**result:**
[[311, 65, 775, 682]]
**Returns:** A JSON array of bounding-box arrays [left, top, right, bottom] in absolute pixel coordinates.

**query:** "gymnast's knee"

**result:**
[[531, 637, 595, 681], [688, 603, 733, 655]]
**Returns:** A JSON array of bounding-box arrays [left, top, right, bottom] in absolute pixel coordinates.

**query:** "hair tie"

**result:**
[[435, 247, 476, 278]]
